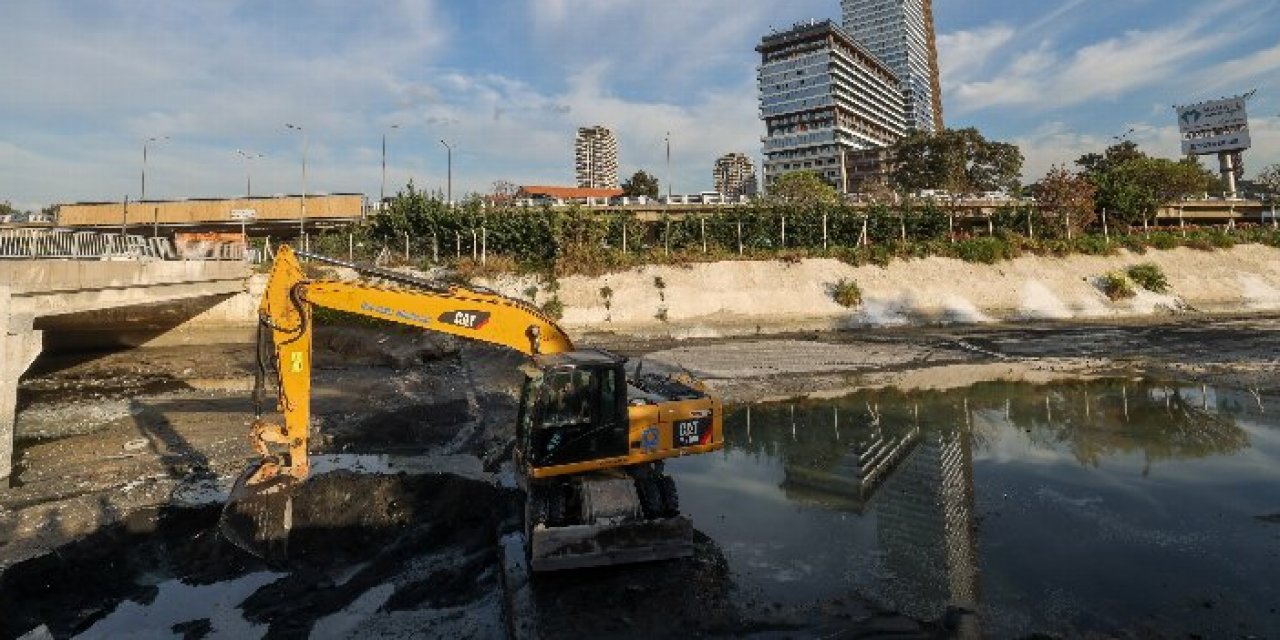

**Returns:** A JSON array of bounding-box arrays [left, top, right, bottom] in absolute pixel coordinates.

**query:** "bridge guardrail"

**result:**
[[0, 229, 244, 261]]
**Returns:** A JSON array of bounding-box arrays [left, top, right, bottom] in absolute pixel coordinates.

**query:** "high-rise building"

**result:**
[[574, 126, 619, 189], [841, 0, 943, 133], [713, 153, 758, 198], [757, 20, 906, 193]]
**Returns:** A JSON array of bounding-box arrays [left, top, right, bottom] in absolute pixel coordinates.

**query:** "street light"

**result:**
[[236, 149, 264, 197], [381, 124, 400, 206], [665, 131, 672, 201], [141, 135, 168, 203], [439, 139, 453, 206], [285, 123, 308, 249]]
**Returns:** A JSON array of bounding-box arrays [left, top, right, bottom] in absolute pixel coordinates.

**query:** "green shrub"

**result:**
[[1208, 230, 1235, 248], [1185, 236, 1214, 251], [1126, 263, 1169, 293], [1073, 235, 1114, 256], [1147, 232, 1180, 250], [1118, 235, 1149, 254], [1041, 239, 1073, 257], [832, 279, 863, 308], [1099, 271, 1135, 300], [541, 296, 564, 320], [954, 237, 1007, 264]]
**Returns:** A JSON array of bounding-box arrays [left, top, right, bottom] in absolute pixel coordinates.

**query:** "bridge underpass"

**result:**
[[1, 256, 249, 480]]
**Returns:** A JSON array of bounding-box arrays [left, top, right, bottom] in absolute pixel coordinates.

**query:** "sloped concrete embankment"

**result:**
[[484, 245, 1280, 337]]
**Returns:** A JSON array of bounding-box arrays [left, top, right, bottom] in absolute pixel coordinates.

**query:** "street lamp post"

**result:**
[[381, 124, 400, 206], [439, 139, 453, 206], [141, 135, 168, 204], [236, 149, 264, 197], [285, 123, 308, 249], [665, 131, 672, 202]]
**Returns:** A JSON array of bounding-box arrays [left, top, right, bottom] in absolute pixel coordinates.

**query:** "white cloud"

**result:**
[[951, 25, 1226, 114], [0, 0, 827, 207], [937, 25, 1016, 89], [2, 0, 1276, 209], [944, 1, 1271, 115], [1195, 43, 1280, 93]]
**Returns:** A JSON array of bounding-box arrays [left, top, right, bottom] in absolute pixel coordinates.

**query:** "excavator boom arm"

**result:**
[[253, 245, 573, 480]]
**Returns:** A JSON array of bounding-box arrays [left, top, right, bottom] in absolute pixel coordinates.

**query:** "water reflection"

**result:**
[[671, 379, 1278, 638], [732, 394, 981, 626]]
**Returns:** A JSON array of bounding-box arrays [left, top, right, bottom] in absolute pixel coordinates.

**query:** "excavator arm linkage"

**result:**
[[246, 245, 574, 485]]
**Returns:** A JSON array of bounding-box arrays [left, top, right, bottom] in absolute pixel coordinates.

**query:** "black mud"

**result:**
[[1, 472, 505, 639]]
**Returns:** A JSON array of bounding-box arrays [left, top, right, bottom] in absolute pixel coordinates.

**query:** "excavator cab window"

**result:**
[[523, 363, 627, 469]]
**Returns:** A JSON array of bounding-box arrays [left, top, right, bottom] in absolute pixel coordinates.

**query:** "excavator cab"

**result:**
[[513, 350, 721, 571], [516, 352, 629, 473]]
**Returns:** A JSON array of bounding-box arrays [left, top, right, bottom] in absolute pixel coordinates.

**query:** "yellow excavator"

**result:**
[[221, 245, 723, 571]]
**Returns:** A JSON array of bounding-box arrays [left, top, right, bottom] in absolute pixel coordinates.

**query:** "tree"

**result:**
[[1036, 166, 1097, 237], [766, 170, 839, 206], [1095, 156, 1217, 227], [1258, 164, 1280, 201], [1076, 142, 1218, 227], [490, 180, 518, 206], [888, 127, 1024, 195], [1075, 140, 1145, 177], [370, 180, 447, 242], [621, 170, 659, 198]]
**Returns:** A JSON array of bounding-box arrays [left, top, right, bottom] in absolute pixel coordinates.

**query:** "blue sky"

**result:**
[[1, 0, 1278, 210]]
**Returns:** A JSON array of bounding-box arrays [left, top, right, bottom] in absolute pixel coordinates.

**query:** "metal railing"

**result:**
[[0, 228, 244, 261]]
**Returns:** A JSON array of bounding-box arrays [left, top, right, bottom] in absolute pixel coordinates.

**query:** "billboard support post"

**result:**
[[1219, 152, 1238, 199]]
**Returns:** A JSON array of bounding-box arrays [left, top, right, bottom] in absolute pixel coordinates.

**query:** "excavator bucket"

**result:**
[[219, 460, 297, 564]]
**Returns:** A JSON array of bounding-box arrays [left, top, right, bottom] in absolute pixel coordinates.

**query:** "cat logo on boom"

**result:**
[[439, 310, 491, 330]]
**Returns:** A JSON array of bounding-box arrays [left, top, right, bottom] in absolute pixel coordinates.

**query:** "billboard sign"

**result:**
[[1175, 94, 1251, 155], [1182, 130, 1252, 155], [1177, 97, 1248, 132], [229, 208, 258, 220]]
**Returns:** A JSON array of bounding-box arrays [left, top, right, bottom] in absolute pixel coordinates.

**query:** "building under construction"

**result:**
[[575, 126, 620, 189]]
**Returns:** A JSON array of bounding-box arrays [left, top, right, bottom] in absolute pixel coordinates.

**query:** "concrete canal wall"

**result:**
[[483, 244, 1280, 337]]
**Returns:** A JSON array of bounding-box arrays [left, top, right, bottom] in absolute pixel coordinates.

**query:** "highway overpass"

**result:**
[[1, 232, 249, 480]]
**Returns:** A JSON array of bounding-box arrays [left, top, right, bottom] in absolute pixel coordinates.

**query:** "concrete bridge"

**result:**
[[1, 256, 249, 479]]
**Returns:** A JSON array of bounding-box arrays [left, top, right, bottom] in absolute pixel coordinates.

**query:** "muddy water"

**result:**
[[668, 379, 1280, 638], [0, 473, 509, 639]]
